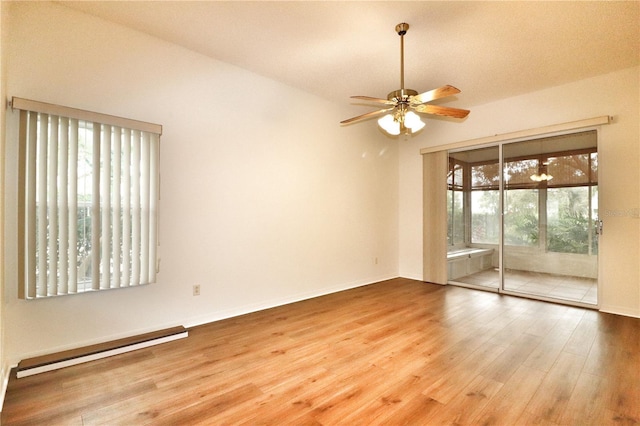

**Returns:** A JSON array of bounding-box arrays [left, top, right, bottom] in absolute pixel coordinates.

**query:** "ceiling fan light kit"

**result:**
[[530, 173, 554, 182], [341, 23, 470, 136]]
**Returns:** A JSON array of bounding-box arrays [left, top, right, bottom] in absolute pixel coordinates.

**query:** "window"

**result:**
[[471, 162, 499, 244], [15, 98, 162, 299], [447, 158, 465, 246], [546, 151, 598, 254], [504, 158, 540, 246], [503, 188, 539, 246], [449, 138, 597, 253]]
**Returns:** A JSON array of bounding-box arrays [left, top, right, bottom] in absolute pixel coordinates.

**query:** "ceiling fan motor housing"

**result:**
[[387, 88, 418, 102]]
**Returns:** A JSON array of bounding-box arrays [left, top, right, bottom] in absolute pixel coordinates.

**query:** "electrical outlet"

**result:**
[[193, 285, 200, 296], [375, 257, 378, 265]]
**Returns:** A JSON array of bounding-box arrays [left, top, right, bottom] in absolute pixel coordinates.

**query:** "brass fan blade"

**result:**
[[411, 85, 461, 105], [414, 104, 470, 119], [350, 96, 396, 105], [341, 107, 394, 125]]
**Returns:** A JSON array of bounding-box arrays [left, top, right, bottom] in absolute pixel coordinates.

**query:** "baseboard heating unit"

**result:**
[[16, 326, 188, 378]]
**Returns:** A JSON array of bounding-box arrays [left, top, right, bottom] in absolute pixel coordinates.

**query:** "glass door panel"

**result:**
[[447, 146, 500, 289], [502, 132, 598, 305]]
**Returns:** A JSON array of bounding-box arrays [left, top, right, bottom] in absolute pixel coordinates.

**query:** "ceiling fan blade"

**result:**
[[340, 107, 395, 125], [410, 85, 461, 105], [350, 96, 395, 105], [414, 104, 470, 119]]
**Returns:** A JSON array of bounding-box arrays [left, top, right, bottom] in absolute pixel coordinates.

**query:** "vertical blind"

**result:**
[[15, 98, 162, 299]]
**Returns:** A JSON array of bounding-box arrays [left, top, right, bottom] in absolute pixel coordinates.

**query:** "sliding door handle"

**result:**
[[596, 219, 603, 236]]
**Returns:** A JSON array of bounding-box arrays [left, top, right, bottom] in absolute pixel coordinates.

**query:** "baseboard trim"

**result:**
[[16, 326, 188, 378], [599, 305, 640, 319], [184, 275, 398, 330]]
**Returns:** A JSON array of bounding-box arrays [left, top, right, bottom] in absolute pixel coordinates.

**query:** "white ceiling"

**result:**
[[60, 1, 639, 108]]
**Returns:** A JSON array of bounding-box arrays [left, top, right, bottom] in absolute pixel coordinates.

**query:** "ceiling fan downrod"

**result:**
[[397, 23, 408, 91], [389, 23, 417, 103]]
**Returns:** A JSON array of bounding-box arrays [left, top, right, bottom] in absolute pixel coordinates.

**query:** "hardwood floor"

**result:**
[[2, 278, 639, 425]]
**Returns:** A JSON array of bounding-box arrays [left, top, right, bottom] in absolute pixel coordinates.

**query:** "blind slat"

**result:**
[[26, 112, 38, 298], [37, 114, 49, 297], [91, 124, 101, 291], [148, 133, 159, 282], [131, 130, 141, 285], [59, 117, 69, 295], [68, 119, 79, 293], [112, 127, 122, 289], [140, 132, 150, 285], [100, 125, 112, 289], [122, 130, 132, 287], [47, 116, 59, 296]]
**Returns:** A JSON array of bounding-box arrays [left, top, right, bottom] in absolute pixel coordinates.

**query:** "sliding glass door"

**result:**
[[447, 131, 598, 306], [502, 133, 598, 304]]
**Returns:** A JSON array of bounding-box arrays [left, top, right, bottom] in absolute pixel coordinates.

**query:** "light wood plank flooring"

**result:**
[[2, 278, 639, 425]]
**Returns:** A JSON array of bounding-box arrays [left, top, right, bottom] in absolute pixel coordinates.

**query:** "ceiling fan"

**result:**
[[341, 23, 470, 136]]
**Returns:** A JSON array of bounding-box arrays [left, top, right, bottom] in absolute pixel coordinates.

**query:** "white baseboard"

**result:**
[[185, 275, 398, 329], [599, 305, 640, 319]]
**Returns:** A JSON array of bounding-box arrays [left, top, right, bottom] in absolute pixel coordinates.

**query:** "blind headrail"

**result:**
[[11, 97, 162, 135]]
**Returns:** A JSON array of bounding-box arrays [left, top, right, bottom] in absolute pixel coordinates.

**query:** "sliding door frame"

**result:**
[[423, 116, 610, 308]]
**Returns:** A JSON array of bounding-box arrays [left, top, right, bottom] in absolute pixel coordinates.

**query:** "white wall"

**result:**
[[0, 0, 9, 409], [399, 66, 640, 317], [2, 2, 399, 365]]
